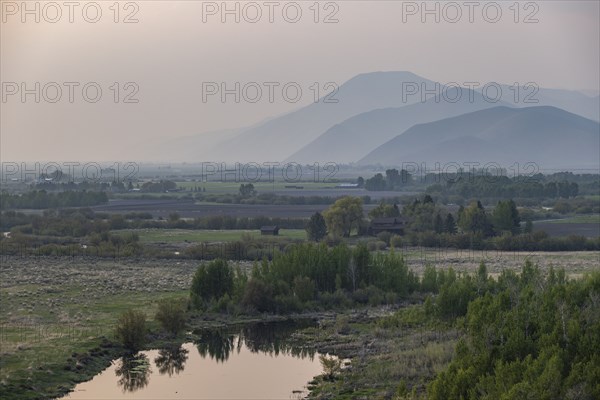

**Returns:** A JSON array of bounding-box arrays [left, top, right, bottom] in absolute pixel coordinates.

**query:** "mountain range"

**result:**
[[359, 106, 600, 170], [152, 71, 600, 170]]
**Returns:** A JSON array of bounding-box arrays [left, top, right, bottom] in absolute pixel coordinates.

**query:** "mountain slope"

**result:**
[[196, 71, 439, 162], [496, 85, 600, 121], [287, 88, 509, 164], [358, 106, 600, 170]]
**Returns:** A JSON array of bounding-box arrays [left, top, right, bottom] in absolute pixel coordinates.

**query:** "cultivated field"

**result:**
[[116, 228, 307, 243], [533, 215, 600, 237]]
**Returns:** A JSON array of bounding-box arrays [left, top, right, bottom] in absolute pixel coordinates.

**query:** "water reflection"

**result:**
[[114, 354, 151, 393], [195, 330, 236, 362], [194, 320, 317, 363], [154, 346, 189, 376], [61, 320, 324, 399]]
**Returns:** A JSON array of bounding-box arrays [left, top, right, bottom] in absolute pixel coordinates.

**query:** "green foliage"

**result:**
[[155, 298, 186, 335], [365, 169, 412, 191], [426, 175, 580, 199], [458, 201, 494, 236], [190, 259, 234, 308], [141, 180, 177, 192], [369, 202, 400, 218], [428, 265, 600, 399], [445, 213, 457, 234], [306, 212, 327, 241], [319, 355, 343, 380], [402, 196, 441, 233], [323, 196, 364, 237], [492, 199, 521, 234], [293, 276, 316, 303], [115, 309, 147, 351], [241, 278, 274, 313], [0, 190, 108, 210], [238, 183, 256, 198]]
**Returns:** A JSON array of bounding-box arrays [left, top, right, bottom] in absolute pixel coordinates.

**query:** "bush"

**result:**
[[241, 279, 274, 313], [115, 309, 146, 351], [390, 234, 403, 249], [293, 276, 316, 303], [190, 259, 234, 308], [377, 231, 392, 245], [155, 298, 186, 335]]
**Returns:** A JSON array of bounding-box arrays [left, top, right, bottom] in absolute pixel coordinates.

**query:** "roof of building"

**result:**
[[260, 226, 280, 231]]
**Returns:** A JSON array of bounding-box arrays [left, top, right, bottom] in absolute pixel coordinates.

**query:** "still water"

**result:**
[[60, 321, 325, 400]]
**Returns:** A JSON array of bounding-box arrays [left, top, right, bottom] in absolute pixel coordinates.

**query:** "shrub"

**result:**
[[293, 276, 316, 303], [155, 298, 186, 335], [377, 231, 392, 245], [319, 355, 343, 380], [390, 234, 403, 249], [190, 259, 234, 308], [241, 279, 274, 313], [115, 309, 146, 351]]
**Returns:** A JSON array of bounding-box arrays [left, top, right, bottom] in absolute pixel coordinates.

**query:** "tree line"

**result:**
[[0, 190, 108, 210]]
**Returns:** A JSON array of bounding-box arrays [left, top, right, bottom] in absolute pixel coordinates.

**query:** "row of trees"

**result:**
[[363, 169, 413, 191], [427, 176, 581, 199], [0, 190, 108, 210], [309, 195, 526, 240]]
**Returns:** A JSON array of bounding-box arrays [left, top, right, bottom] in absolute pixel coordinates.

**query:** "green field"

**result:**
[[116, 228, 307, 243], [175, 180, 340, 193], [546, 214, 600, 224]]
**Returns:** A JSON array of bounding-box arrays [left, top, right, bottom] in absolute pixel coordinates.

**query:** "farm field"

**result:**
[[533, 214, 600, 237], [116, 228, 307, 243], [92, 199, 377, 218]]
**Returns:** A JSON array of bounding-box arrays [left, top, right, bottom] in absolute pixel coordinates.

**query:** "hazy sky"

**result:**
[[1, 0, 599, 161]]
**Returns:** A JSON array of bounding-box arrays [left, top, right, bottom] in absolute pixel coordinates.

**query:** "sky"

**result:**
[[1, 0, 599, 162]]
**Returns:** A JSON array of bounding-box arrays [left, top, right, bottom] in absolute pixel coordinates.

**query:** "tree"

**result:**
[[306, 212, 327, 241], [369, 202, 400, 218], [115, 309, 147, 351], [492, 200, 520, 234], [190, 259, 234, 308], [365, 173, 386, 191], [458, 201, 493, 236], [434, 212, 444, 234], [445, 213, 457, 234], [323, 196, 364, 237], [239, 183, 256, 198], [155, 298, 186, 335]]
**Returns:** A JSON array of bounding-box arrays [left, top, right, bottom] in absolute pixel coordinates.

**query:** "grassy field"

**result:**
[[0, 256, 204, 399], [115, 228, 307, 243], [176, 180, 339, 194], [545, 214, 600, 224]]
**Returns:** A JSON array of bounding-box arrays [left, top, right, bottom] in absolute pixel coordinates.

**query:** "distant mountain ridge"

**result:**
[[206, 71, 438, 161], [358, 106, 600, 170], [151, 71, 600, 167], [287, 88, 511, 164]]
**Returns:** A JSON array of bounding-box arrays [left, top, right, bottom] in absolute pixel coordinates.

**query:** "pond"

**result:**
[[60, 320, 327, 399]]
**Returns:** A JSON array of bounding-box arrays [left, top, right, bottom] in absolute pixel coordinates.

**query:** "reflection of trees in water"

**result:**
[[195, 330, 237, 362], [115, 354, 151, 393], [195, 320, 317, 362], [154, 346, 189, 376]]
